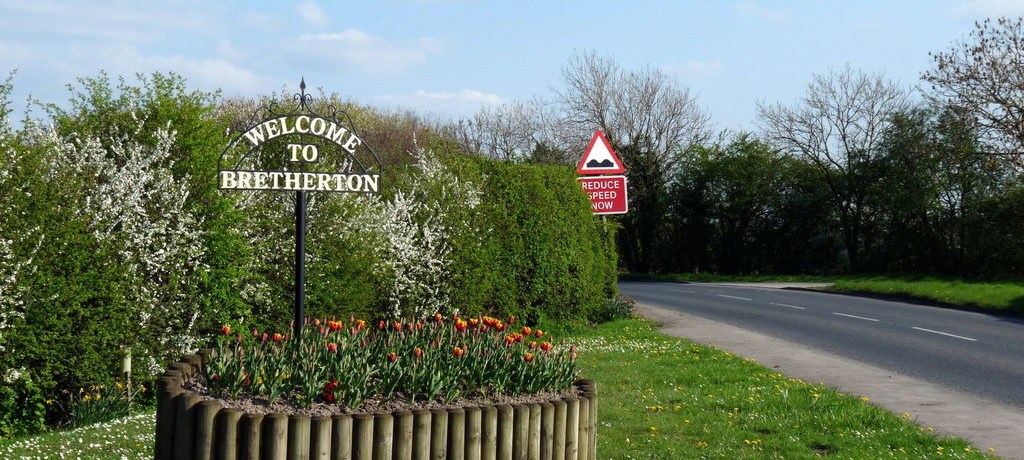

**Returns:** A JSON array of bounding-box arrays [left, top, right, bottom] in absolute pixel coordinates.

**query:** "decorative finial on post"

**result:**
[[300, 77, 306, 92]]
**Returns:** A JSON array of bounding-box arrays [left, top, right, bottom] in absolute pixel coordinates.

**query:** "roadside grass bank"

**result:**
[[0, 318, 996, 459], [623, 273, 1024, 314], [620, 272, 842, 283], [829, 278, 1024, 314], [570, 318, 993, 459], [0, 411, 154, 459]]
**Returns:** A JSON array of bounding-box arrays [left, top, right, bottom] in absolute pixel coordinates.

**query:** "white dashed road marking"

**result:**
[[912, 326, 977, 342], [670, 288, 696, 294], [718, 294, 752, 301], [833, 312, 879, 322], [770, 302, 806, 310]]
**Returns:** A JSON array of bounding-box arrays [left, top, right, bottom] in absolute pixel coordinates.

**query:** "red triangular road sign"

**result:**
[[577, 130, 626, 175]]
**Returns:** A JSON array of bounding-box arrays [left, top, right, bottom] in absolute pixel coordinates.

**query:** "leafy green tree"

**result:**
[[666, 134, 835, 274]]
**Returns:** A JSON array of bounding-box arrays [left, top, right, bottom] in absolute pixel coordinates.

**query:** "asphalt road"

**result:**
[[620, 281, 1024, 407]]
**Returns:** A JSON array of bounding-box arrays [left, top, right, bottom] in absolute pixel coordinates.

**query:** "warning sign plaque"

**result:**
[[577, 130, 626, 175], [577, 175, 628, 215]]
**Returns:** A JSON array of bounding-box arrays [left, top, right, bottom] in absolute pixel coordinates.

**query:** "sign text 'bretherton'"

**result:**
[[219, 170, 379, 193]]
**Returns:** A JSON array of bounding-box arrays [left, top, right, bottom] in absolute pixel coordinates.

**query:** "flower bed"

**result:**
[[154, 315, 597, 459]]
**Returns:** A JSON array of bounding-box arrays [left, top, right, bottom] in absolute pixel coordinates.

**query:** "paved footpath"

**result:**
[[636, 300, 1024, 459]]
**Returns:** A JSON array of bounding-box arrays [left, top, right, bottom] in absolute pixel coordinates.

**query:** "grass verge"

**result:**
[[0, 317, 999, 458], [829, 278, 1024, 314], [623, 273, 1024, 314], [572, 317, 995, 458], [0, 411, 154, 459]]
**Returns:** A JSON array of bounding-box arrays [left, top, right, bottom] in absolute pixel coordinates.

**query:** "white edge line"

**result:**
[[770, 302, 806, 310], [718, 294, 752, 301], [832, 312, 880, 322], [912, 326, 977, 342]]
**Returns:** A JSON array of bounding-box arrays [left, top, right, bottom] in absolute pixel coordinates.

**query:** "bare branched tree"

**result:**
[[923, 17, 1024, 155], [556, 51, 712, 172], [446, 99, 545, 161], [758, 65, 909, 270]]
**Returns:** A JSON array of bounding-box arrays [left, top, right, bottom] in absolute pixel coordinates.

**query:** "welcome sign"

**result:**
[[217, 79, 382, 335], [219, 110, 381, 192]]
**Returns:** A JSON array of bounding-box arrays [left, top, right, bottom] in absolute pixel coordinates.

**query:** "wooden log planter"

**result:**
[[156, 350, 597, 460]]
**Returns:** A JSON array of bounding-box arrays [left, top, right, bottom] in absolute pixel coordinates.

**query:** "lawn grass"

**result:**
[[0, 411, 154, 459], [623, 272, 1024, 314], [619, 272, 843, 283], [0, 318, 999, 459], [830, 277, 1024, 314], [569, 318, 995, 459]]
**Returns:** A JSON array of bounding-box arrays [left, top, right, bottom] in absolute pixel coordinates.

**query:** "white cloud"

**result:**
[[733, 2, 790, 23], [0, 0, 216, 43], [376, 89, 505, 117], [141, 55, 278, 95], [296, 2, 329, 27], [62, 44, 278, 95], [664, 60, 724, 79], [297, 29, 443, 73], [0, 41, 33, 64], [955, 0, 1024, 16]]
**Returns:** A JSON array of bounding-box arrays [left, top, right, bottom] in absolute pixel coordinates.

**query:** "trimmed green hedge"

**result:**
[[443, 152, 618, 324]]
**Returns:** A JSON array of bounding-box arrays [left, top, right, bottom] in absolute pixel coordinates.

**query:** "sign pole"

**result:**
[[294, 190, 306, 338], [217, 80, 382, 341]]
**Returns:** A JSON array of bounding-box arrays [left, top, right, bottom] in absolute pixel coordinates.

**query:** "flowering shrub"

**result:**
[[205, 315, 579, 408], [49, 382, 146, 429]]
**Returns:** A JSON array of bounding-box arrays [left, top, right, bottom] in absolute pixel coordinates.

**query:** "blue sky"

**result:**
[[1, 0, 1021, 132]]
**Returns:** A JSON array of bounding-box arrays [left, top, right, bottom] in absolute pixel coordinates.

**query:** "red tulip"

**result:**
[[388, 352, 398, 362], [524, 352, 535, 362], [327, 343, 337, 352], [272, 333, 283, 343], [508, 315, 516, 325], [534, 329, 543, 338], [455, 319, 468, 332], [521, 327, 532, 336], [221, 325, 231, 335], [414, 347, 424, 357], [453, 347, 465, 357], [529, 341, 538, 349]]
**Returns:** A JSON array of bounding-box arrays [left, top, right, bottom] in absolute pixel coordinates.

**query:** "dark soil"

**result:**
[[183, 375, 582, 417]]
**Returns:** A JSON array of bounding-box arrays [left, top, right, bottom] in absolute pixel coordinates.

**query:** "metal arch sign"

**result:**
[[217, 79, 382, 337], [217, 82, 382, 192]]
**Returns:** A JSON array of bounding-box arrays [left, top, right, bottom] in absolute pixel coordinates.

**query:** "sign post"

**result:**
[[295, 190, 306, 337], [217, 79, 382, 337], [577, 130, 628, 216]]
